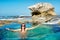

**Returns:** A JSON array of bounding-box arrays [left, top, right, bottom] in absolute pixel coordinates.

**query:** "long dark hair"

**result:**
[[21, 23, 26, 31]]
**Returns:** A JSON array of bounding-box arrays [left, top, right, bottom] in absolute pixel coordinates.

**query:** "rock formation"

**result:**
[[28, 3, 56, 24]]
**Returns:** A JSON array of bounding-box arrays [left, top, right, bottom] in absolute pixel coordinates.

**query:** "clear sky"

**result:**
[[0, 0, 60, 16]]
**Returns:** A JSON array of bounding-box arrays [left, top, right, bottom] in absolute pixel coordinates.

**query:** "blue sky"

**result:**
[[0, 0, 60, 16]]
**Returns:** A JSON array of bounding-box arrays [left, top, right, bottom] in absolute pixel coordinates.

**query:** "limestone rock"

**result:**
[[28, 3, 56, 15], [28, 3, 56, 24]]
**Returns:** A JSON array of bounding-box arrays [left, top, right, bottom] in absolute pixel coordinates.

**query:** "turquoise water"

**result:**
[[0, 23, 60, 40], [0, 22, 32, 29], [27, 24, 60, 40]]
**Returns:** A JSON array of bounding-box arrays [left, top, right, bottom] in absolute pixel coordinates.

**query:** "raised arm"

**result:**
[[26, 27, 36, 30], [26, 24, 40, 30], [6, 28, 21, 32]]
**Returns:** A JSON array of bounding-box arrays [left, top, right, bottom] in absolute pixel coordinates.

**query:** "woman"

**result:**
[[6, 23, 26, 39], [6, 23, 37, 39], [20, 23, 26, 39]]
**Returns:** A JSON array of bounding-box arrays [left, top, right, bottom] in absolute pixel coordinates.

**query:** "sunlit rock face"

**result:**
[[28, 3, 56, 24]]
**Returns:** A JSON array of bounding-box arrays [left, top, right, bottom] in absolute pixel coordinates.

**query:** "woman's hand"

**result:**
[[6, 28, 21, 32]]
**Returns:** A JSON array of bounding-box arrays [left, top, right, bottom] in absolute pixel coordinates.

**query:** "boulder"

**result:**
[[28, 3, 56, 25]]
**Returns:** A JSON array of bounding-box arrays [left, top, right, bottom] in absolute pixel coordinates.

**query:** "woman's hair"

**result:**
[[21, 23, 26, 31]]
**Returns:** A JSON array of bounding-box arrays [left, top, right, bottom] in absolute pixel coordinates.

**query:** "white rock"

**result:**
[[28, 3, 54, 12]]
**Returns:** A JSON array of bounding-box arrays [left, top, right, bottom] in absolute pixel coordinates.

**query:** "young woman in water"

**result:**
[[6, 23, 27, 39], [6, 23, 38, 39], [20, 23, 26, 39]]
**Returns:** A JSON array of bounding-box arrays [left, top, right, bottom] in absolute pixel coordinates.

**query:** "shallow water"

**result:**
[[0, 23, 60, 40]]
